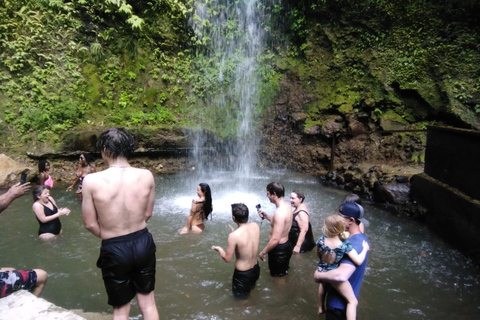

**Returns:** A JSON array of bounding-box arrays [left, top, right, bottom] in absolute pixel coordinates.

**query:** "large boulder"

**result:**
[[0, 154, 35, 188], [374, 181, 411, 204]]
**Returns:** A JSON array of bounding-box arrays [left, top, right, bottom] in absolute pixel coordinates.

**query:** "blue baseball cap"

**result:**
[[339, 202, 369, 226]]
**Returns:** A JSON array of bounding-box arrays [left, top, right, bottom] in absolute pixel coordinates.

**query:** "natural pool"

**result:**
[[1, 170, 479, 319]]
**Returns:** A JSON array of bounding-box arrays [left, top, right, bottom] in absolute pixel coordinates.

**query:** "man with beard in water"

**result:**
[[82, 128, 159, 320], [212, 203, 261, 298]]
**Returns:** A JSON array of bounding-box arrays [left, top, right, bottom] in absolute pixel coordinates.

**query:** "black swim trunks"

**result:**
[[0, 269, 37, 298], [96, 228, 156, 307], [232, 263, 260, 298], [267, 241, 292, 277]]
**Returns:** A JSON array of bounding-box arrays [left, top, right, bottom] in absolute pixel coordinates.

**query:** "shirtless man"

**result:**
[[258, 182, 293, 277], [82, 128, 159, 320], [212, 203, 260, 298]]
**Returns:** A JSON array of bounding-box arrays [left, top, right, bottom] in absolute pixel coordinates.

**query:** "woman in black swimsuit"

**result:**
[[32, 185, 71, 240], [289, 190, 315, 253]]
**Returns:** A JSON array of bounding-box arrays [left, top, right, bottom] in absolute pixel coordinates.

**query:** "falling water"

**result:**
[[190, 0, 270, 178]]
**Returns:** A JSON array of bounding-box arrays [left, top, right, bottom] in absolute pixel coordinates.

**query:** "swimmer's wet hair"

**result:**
[[231, 203, 249, 223], [267, 181, 285, 198], [97, 128, 136, 159]]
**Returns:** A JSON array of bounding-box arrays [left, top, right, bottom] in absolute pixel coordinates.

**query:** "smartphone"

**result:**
[[20, 172, 27, 184]]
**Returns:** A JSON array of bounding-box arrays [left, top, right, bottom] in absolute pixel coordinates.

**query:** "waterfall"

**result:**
[[190, 0, 271, 178]]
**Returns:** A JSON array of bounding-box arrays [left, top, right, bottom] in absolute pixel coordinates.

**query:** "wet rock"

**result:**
[[321, 115, 343, 138], [348, 118, 368, 135], [0, 290, 88, 320], [374, 182, 411, 204], [395, 175, 410, 183]]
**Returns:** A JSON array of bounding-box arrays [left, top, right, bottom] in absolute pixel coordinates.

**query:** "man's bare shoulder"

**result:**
[[247, 222, 260, 233]]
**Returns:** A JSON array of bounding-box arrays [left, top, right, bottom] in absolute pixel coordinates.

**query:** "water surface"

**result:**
[[1, 170, 479, 319]]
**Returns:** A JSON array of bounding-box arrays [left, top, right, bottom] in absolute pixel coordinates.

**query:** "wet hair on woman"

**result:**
[[199, 183, 213, 220], [38, 159, 49, 172], [82, 153, 95, 165]]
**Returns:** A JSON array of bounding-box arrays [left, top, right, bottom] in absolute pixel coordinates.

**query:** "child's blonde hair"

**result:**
[[323, 215, 350, 241]]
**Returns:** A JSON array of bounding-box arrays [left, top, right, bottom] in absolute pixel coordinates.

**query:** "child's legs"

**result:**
[[317, 282, 326, 314], [331, 281, 358, 320]]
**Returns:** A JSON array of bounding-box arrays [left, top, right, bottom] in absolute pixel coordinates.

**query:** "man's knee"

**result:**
[[34, 269, 48, 284]]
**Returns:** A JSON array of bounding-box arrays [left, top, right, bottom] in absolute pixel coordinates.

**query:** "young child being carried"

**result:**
[[316, 214, 370, 319]]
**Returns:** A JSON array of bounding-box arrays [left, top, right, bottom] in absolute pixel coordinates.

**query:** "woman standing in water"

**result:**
[[38, 159, 53, 189], [181, 183, 213, 234], [32, 185, 70, 240], [66, 153, 96, 200], [289, 190, 315, 253]]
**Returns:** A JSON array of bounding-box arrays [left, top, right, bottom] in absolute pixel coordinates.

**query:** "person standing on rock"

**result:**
[[257, 181, 293, 277], [82, 128, 159, 320], [1, 182, 48, 299]]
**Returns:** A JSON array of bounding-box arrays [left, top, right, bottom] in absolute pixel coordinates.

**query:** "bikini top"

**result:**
[[44, 175, 54, 188]]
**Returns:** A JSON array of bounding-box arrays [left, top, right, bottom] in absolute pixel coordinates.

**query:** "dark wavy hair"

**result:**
[[38, 159, 49, 173], [96, 128, 136, 159], [82, 153, 95, 165], [199, 183, 213, 220]]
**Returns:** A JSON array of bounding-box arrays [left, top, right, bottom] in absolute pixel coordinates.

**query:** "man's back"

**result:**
[[232, 222, 260, 271], [82, 166, 155, 240]]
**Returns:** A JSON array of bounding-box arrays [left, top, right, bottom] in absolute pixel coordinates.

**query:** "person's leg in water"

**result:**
[[137, 291, 160, 320], [31, 269, 48, 296], [331, 281, 358, 320], [317, 281, 326, 315]]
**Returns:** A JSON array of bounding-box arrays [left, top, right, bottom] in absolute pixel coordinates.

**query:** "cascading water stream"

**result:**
[[190, 0, 268, 178]]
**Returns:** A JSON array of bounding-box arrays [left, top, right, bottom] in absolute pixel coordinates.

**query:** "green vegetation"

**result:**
[[1, 0, 479, 152], [282, 0, 480, 131]]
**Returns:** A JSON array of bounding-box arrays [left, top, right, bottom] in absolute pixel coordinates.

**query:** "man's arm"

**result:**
[[212, 228, 237, 263], [259, 212, 284, 260], [81, 176, 101, 238], [0, 182, 30, 213], [144, 171, 155, 222], [314, 262, 356, 283]]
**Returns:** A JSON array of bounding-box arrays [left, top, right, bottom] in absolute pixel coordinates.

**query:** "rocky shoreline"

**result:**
[[1, 151, 424, 220]]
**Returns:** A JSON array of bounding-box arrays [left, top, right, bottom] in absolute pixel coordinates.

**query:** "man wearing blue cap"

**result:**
[[314, 202, 370, 320]]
